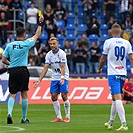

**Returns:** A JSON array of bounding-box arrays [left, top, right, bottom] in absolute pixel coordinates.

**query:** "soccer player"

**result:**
[[97, 23, 133, 131], [2, 15, 44, 124], [34, 37, 70, 122]]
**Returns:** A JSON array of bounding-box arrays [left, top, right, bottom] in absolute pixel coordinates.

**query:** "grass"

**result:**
[[0, 104, 133, 133]]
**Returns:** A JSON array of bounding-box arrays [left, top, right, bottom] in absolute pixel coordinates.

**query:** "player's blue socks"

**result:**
[[22, 99, 28, 121], [8, 97, 15, 116]]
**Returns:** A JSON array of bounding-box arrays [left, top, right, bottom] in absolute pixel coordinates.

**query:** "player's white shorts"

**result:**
[[108, 75, 126, 95], [50, 80, 69, 94]]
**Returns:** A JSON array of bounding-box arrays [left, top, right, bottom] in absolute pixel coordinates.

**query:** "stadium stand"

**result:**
[[0, 0, 132, 76]]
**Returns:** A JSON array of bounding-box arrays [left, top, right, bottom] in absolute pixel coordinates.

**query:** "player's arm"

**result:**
[[122, 88, 132, 96], [97, 55, 107, 74], [60, 63, 65, 77], [2, 46, 10, 66], [34, 64, 49, 88], [2, 56, 10, 66], [39, 64, 49, 81], [60, 52, 67, 84], [60, 63, 65, 84], [32, 15, 44, 40]]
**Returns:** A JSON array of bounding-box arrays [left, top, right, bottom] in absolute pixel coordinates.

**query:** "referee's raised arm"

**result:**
[[32, 15, 44, 40]]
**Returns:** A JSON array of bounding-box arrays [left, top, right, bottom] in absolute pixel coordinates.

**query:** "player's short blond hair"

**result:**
[[49, 37, 58, 41], [111, 23, 121, 35]]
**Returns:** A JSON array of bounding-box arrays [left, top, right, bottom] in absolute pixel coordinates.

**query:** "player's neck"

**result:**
[[112, 34, 121, 38], [52, 48, 59, 54], [17, 37, 24, 41]]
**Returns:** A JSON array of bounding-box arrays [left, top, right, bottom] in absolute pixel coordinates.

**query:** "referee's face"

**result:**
[[49, 40, 59, 52]]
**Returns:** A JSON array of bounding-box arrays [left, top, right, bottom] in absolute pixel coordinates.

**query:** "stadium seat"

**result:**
[[78, 13, 84, 24], [100, 34, 109, 44], [56, 34, 64, 48], [77, 34, 82, 40], [78, 0, 83, 13], [77, 24, 87, 35], [71, 0, 75, 13], [66, 24, 75, 35], [127, 64, 131, 74], [13, 34, 17, 39], [26, 34, 32, 38], [88, 34, 99, 46], [26, 1, 32, 9], [100, 13, 105, 24], [66, 34, 76, 42], [92, 12, 98, 19], [67, 13, 75, 25], [39, 34, 48, 44], [100, 24, 108, 34], [18, 11, 24, 20]]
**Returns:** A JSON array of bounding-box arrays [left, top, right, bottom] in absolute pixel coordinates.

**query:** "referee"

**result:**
[[2, 15, 44, 124]]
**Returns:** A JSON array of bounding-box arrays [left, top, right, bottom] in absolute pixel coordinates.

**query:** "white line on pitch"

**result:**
[[0, 126, 25, 132]]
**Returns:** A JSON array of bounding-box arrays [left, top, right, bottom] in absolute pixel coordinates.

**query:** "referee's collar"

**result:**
[[113, 36, 121, 38]]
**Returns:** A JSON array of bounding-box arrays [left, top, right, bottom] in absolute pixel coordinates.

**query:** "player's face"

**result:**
[[128, 78, 133, 85], [49, 40, 58, 52]]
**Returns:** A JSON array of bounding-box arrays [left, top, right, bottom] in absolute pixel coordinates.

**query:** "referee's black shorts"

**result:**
[[8, 66, 30, 94]]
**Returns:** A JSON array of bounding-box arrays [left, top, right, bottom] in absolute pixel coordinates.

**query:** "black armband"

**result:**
[[38, 21, 44, 28]]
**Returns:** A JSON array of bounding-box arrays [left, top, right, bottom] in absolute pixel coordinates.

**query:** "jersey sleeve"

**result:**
[[45, 53, 50, 64], [24, 37, 36, 49], [60, 51, 67, 64], [102, 40, 109, 56], [2, 45, 9, 58], [127, 41, 133, 55]]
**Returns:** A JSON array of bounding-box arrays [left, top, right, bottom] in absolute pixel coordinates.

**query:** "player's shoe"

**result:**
[[104, 122, 113, 130], [116, 126, 128, 131], [64, 117, 70, 122], [7, 114, 13, 124], [51, 118, 64, 122], [21, 119, 31, 124]]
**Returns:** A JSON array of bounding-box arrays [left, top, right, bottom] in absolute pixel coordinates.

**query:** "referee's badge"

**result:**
[[29, 38, 33, 42]]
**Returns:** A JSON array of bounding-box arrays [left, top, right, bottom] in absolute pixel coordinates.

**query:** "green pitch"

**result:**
[[0, 104, 132, 133]]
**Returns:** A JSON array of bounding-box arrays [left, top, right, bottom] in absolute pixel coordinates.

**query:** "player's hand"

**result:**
[[60, 79, 65, 84], [97, 69, 102, 74], [33, 80, 41, 88], [39, 15, 44, 22]]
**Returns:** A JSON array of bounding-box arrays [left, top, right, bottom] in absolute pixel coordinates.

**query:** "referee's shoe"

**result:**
[[21, 119, 31, 124], [7, 114, 13, 124]]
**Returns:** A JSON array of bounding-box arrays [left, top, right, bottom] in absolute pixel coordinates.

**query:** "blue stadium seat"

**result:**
[[66, 24, 75, 35], [67, 13, 75, 24], [100, 34, 109, 44], [88, 34, 99, 46], [26, 34, 32, 38], [77, 34, 82, 40], [78, 1, 83, 13], [77, 24, 87, 35], [66, 34, 76, 42], [13, 34, 17, 39], [71, 0, 75, 13], [127, 64, 131, 74], [56, 34, 64, 48], [92, 12, 98, 19], [100, 24, 108, 34], [26, 1, 32, 9], [39, 34, 48, 44], [18, 11, 24, 20], [100, 13, 105, 24], [78, 13, 84, 24]]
